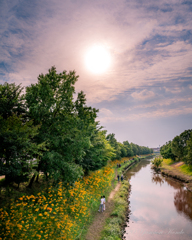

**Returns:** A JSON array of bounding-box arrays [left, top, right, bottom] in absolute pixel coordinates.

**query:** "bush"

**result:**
[[151, 157, 163, 169]]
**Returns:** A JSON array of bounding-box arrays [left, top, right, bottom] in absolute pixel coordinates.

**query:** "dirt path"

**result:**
[[85, 182, 121, 240], [171, 161, 184, 168]]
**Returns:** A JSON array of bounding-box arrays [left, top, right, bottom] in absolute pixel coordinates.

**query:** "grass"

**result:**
[[178, 164, 192, 176], [162, 158, 175, 165], [161, 158, 175, 171], [161, 158, 192, 179]]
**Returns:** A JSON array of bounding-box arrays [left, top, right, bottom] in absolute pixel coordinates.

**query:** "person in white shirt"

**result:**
[[103, 195, 106, 211], [98, 196, 104, 212]]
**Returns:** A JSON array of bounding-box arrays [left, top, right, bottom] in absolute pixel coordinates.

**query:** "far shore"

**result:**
[[159, 159, 192, 191]]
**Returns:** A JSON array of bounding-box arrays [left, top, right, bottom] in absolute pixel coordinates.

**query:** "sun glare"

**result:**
[[85, 45, 111, 74]]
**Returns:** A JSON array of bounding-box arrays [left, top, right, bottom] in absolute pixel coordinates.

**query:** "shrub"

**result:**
[[151, 157, 163, 169]]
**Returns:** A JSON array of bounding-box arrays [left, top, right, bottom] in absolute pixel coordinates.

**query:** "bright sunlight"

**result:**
[[85, 45, 111, 74]]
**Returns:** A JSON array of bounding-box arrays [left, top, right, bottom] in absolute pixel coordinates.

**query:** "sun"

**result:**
[[85, 45, 111, 74]]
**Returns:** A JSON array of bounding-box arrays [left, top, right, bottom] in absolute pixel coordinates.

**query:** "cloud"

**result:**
[[129, 97, 192, 110], [98, 106, 192, 122], [131, 89, 155, 101], [164, 86, 182, 93], [99, 108, 113, 117], [0, 0, 192, 125]]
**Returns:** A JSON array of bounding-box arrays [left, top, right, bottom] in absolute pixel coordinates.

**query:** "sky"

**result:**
[[0, 0, 192, 148]]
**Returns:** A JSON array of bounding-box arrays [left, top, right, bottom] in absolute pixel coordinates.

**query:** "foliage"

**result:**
[[186, 132, 192, 165], [0, 82, 25, 119], [0, 66, 152, 187], [107, 135, 152, 160], [0, 83, 42, 185], [171, 130, 192, 162], [0, 115, 41, 185], [151, 157, 163, 169], [0, 161, 117, 239], [106, 133, 122, 160], [161, 129, 192, 165], [160, 141, 176, 160]]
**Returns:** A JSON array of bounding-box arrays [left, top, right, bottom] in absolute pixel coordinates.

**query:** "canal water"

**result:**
[[124, 157, 192, 240]]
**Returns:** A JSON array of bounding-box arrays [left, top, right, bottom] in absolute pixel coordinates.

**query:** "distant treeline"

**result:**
[[0, 67, 152, 187], [160, 129, 192, 165]]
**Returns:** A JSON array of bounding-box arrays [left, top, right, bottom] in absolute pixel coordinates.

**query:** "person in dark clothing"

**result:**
[[117, 174, 120, 182], [121, 174, 124, 182]]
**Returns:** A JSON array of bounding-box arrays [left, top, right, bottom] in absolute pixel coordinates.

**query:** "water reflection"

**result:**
[[152, 173, 164, 186], [126, 159, 150, 180], [174, 187, 192, 220], [124, 158, 192, 240], [158, 174, 192, 221]]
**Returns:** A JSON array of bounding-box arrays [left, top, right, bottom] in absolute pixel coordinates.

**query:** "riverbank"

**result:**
[[85, 157, 143, 240], [160, 159, 192, 191], [0, 156, 150, 239]]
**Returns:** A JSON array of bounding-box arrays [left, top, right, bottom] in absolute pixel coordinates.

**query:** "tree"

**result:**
[[186, 132, 192, 165], [25, 67, 90, 185], [172, 130, 192, 161], [78, 129, 115, 174], [0, 82, 25, 119], [106, 133, 121, 160], [0, 83, 39, 186], [123, 141, 133, 157], [160, 141, 176, 160], [171, 136, 183, 161], [130, 143, 139, 156]]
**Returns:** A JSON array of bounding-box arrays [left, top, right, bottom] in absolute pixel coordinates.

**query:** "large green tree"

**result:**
[[25, 66, 110, 185], [0, 83, 39, 185], [160, 141, 176, 160], [186, 132, 192, 165], [172, 130, 192, 161], [25, 67, 89, 185]]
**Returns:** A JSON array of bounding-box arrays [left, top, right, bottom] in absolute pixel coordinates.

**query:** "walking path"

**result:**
[[171, 161, 184, 168], [85, 181, 121, 240]]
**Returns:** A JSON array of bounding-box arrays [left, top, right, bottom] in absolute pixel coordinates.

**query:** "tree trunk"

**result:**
[[35, 173, 39, 183], [28, 174, 36, 188]]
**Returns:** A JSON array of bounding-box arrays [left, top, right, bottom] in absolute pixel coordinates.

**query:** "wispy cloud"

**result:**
[[98, 106, 192, 122], [131, 89, 155, 101]]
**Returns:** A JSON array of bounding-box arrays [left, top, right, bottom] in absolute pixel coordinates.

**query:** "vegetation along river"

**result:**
[[124, 157, 192, 240]]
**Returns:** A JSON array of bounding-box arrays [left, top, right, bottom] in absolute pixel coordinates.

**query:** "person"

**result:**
[[119, 164, 121, 167], [98, 196, 104, 212], [103, 195, 106, 211], [121, 174, 124, 182], [117, 174, 120, 182]]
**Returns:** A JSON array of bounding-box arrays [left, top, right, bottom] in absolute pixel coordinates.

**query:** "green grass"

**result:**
[[162, 158, 175, 165], [178, 164, 192, 176]]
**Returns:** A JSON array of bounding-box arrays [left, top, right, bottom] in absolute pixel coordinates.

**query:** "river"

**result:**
[[124, 157, 192, 240]]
